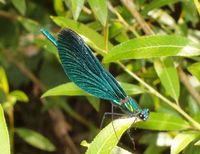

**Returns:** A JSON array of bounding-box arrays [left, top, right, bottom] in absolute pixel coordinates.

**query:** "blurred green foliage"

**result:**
[[1, 0, 200, 154]]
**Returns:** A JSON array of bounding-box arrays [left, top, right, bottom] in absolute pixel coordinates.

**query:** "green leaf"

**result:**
[[42, 82, 90, 98], [86, 96, 100, 112], [142, 0, 182, 15], [154, 57, 180, 102], [16, 128, 56, 152], [17, 17, 40, 34], [54, 0, 65, 16], [9, 90, 29, 103], [171, 132, 199, 154], [42, 82, 145, 98], [111, 146, 132, 154], [85, 117, 138, 154], [0, 0, 6, 4], [103, 35, 200, 63], [88, 0, 107, 26], [188, 62, 200, 81], [135, 112, 191, 131], [144, 144, 167, 154], [51, 16, 113, 52], [0, 105, 10, 154], [35, 38, 58, 57], [194, 140, 200, 146], [71, 0, 85, 20], [0, 67, 9, 94], [11, 0, 26, 15], [120, 82, 146, 95]]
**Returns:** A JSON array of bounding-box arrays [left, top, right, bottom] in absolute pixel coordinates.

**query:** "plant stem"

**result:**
[[8, 107, 14, 154], [118, 62, 200, 130]]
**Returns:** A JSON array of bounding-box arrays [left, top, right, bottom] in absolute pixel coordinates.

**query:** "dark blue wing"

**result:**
[[57, 29, 127, 105]]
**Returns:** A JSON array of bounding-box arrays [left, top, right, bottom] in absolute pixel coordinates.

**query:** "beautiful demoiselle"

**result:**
[[41, 28, 149, 121]]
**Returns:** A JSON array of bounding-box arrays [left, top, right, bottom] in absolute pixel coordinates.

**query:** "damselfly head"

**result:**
[[138, 108, 149, 121]]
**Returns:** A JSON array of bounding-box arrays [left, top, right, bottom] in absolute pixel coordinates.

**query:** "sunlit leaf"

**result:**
[[51, 16, 113, 52], [9, 90, 29, 103], [41, 82, 90, 98], [135, 112, 191, 131], [171, 132, 199, 154], [103, 35, 200, 62], [188, 62, 200, 81], [70, 0, 85, 20], [154, 57, 180, 102], [54, 0, 65, 16], [0, 67, 9, 94], [42, 82, 146, 98], [194, 140, 200, 146], [85, 117, 138, 154], [16, 128, 56, 152], [0, 105, 10, 154], [88, 0, 107, 26], [120, 82, 146, 95]]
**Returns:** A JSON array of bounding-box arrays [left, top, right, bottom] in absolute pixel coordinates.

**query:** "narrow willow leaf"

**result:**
[[171, 132, 199, 154], [188, 62, 200, 81], [0, 67, 9, 94], [9, 90, 29, 103], [88, 0, 107, 26], [0, 105, 10, 154], [71, 0, 85, 20], [135, 112, 191, 131], [154, 57, 180, 102], [86, 117, 138, 154], [103, 35, 200, 62], [142, 0, 182, 15], [51, 16, 113, 51], [41, 82, 90, 98], [16, 128, 56, 152], [120, 82, 146, 95], [42, 82, 145, 98], [11, 0, 26, 15]]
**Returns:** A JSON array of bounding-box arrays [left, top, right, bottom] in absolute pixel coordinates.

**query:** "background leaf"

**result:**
[[135, 112, 191, 131], [88, 0, 107, 26], [11, 0, 26, 15], [16, 128, 56, 152], [111, 146, 132, 154], [171, 132, 199, 154], [51, 16, 113, 51], [9, 90, 29, 103], [142, 0, 182, 15], [0, 67, 9, 94], [188, 62, 200, 81], [154, 57, 180, 102], [70, 0, 85, 20]]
